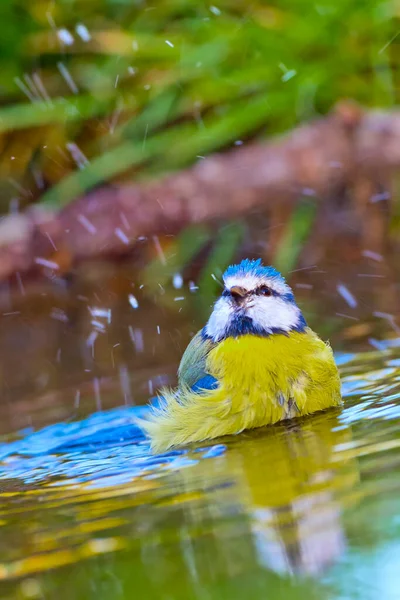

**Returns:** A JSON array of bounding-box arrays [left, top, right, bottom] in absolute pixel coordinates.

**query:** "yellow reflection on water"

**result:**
[[149, 411, 360, 578], [0, 411, 360, 584]]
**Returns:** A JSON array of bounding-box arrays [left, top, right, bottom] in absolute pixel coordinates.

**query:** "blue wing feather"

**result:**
[[190, 374, 219, 392]]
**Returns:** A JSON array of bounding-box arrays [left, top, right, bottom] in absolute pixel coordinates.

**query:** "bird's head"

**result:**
[[204, 259, 307, 342]]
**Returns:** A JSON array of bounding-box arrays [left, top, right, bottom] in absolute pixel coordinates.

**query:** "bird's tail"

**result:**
[[136, 383, 278, 453], [136, 385, 239, 453]]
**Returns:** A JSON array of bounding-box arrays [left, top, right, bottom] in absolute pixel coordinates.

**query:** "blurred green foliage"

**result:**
[[0, 0, 399, 281], [1, 0, 399, 207]]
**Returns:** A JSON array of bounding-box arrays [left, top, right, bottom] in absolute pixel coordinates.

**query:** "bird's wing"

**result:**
[[178, 329, 217, 390]]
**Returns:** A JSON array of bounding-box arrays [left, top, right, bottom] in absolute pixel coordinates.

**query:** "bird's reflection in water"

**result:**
[[247, 415, 356, 576], [164, 411, 359, 581], [0, 411, 361, 598], [250, 473, 346, 576]]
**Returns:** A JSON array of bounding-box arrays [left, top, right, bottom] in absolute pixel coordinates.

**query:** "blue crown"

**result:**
[[223, 258, 285, 283]]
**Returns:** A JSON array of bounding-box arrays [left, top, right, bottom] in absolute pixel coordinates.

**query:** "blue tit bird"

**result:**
[[141, 259, 342, 453]]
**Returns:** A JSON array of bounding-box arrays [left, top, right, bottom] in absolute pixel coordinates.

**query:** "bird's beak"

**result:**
[[229, 286, 248, 299]]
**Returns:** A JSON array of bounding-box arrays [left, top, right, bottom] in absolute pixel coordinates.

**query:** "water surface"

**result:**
[[0, 263, 399, 600]]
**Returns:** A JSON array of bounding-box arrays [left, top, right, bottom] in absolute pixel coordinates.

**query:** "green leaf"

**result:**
[[273, 198, 317, 273], [0, 95, 115, 133]]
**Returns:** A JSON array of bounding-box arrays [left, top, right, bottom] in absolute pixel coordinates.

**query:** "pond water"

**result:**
[[0, 259, 399, 600]]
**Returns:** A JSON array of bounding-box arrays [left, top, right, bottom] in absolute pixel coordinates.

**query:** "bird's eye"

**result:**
[[257, 285, 271, 296]]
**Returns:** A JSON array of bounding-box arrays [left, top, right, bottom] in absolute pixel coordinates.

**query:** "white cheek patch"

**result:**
[[204, 296, 301, 342], [223, 273, 291, 295], [204, 297, 232, 341], [246, 297, 301, 333]]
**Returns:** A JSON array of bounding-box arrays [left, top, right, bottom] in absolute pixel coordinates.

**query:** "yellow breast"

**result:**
[[206, 330, 341, 422], [143, 329, 342, 452]]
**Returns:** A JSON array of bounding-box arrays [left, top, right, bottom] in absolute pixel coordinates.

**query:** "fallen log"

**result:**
[[0, 101, 397, 282]]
